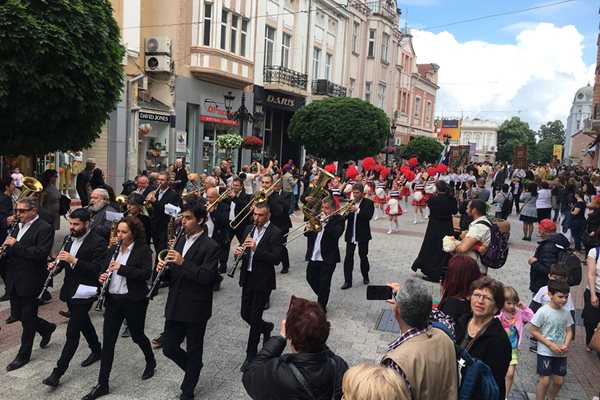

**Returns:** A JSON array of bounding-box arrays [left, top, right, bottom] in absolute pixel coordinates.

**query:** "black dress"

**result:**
[[411, 193, 458, 281]]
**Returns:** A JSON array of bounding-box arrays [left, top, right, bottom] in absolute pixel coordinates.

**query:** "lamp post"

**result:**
[[223, 92, 263, 137], [386, 120, 397, 166]]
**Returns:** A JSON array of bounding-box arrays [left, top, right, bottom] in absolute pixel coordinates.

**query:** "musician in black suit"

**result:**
[[205, 187, 230, 275], [146, 171, 180, 259], [304, 198, 345, 312], [341, 183, 374, 290], [235, 201, 284, 372], [2, 197, 56, 371], [263, 175, 292, 273], [42, 209, 106, 387], [82, 217, 156, 400], [89, 188, 119, 241], [157, 204, 220, 400], [76, 158, 95, 207], [0, 176, 16, 300], [133, 174, 156, 198], [172, 158, 188, 195], [229, 177, 252, 243]]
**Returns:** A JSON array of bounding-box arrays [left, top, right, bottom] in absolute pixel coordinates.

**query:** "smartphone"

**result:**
[[366, 285, 394, 300]]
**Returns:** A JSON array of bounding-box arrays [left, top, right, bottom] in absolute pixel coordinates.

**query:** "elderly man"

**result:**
[[76, 158, 96, 207], [455, 199, 492, 275], [528, 219, 570, 294], [381, 279, 457, 400], [172, 159, 188, 195], [134, 174, 155, 197], [88, 188, 119, 241], [472, 177, 490, 202]]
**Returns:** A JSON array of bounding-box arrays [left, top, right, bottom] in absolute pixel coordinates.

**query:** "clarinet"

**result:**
[[38, 234, 73, 300], [95, 240, 122, 311], [0, 218, 20, 260], [227, 223, 257, 278], [147, 226, 185, 299]]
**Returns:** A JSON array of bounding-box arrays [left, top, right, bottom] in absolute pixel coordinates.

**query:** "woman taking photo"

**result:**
[[519, 183, 538, 241], [455, 277, 512, 400], [82, 216, 156, 400]]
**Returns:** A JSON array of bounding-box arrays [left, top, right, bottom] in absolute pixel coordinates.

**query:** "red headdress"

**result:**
[[346, 165, 358, 180], [324, 163, 337, 175], [361, 157, 376, 171], [427, 166, 437, 177], [408, 157, 418, 167], [380, 167, 390, 179], [436, 164, 448, 174]]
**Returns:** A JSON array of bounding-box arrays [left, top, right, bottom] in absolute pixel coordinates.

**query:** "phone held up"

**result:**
[[366, 285, 394, 300]]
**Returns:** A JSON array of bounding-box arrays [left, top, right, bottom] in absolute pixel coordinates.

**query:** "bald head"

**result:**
[[206, 187, 219, 204]]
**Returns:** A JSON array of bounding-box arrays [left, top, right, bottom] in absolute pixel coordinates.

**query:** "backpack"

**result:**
[[557, 249, 582, 286], [500, 193, 512, 218], [58, 194, 71, 216], [475, 220, 509, 269], [433, 322, 500, 400]]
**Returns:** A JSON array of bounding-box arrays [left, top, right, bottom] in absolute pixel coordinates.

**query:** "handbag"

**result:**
[[589, 322, 600, 352]]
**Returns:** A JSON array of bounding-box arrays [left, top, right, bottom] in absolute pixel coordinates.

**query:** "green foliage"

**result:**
[[497, 117, 537, 163], [398, 136, 444, 163], [535, 120, 565, 163], [0, 0, 124, 155], [288, 97, 389, 161]]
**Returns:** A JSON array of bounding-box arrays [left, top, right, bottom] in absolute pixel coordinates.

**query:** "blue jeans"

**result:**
[[570, 218, 585, 251]]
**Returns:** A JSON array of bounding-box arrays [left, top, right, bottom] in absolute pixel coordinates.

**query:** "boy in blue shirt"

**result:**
[[530, 279, 573, 400]]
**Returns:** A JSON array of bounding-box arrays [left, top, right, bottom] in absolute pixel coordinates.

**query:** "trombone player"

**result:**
[[263, 175, 292, 275], [304, 197, 345, 313]]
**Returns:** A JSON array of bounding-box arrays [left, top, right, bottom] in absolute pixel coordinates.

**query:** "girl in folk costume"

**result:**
[[329, 177, 342, 210], [458, 168, 470, 202], [342, 164, 359, 200], [412, 175, 427, 224], [398, 165, 413, 210], [385, 181, 403, 233], [360, 157, 376, 201], [373, 168, 389, 220], [424, 167, 438, 219]]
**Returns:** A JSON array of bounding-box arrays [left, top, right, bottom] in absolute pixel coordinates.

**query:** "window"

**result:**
[[220, 10, 228, 50], [348, 78, 355, 97], [377, 84, 385, 108], [324, 53, 332, 80], [230, 15, 238, 53], [365, 81, 372, 103], [414, 97, 421, 118], [352, 22, 359, 53], [203, 4, 212, 46], [281, 33, 291, 68], [425, 101, 432, 122], [381, 33, 389, 63], [264, 26, 276, 66], [367, 30, 375, 57], [240, 19, 248, 57], [312, 47, 321, 78]]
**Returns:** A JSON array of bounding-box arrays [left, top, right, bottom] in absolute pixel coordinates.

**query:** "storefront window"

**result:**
[[201, 122, 240, 174], [139, 116, 171, 173]]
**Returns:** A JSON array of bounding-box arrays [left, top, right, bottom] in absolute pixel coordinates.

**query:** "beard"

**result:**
[[90, 202, 106, 213], [70, 228, 87, 238]]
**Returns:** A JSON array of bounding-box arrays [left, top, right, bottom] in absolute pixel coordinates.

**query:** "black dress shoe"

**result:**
[[81, 351, 102, 367], [121, 326, 131, 338], [341, 282, 352, 290], [421, 275, 440, 283], [5, 315, 17, 324], [180, 393, 194, 400], [281, 266, 289, 274], [363, 277, 369, 285], [81, 383, 109, 400], [58, 310, 71, 318], [263, 322, 274, 346], [0, 292, 9, 302], [263, 300, 270, 310], [42, 372, 61, 387], [240, 357, 253, 372], [40, 323, 57, 348], [142, 360, 156, 380], [6, 356, 30, 371], [158, 281, 169, 289]]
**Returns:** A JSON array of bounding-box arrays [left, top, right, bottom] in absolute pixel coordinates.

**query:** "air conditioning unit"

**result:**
[[145, 55, 171, 72], [145, 37, 171, 55]]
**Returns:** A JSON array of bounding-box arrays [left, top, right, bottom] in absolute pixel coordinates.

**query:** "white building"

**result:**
[[564, 84, 593, 163], [459, 118, 499, 163]]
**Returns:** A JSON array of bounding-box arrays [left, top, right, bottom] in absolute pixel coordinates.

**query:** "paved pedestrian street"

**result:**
[[1, 211, 599, 399]]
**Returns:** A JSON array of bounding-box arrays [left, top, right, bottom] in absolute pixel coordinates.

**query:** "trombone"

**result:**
[[182, 188, 204, 202], [206, 189, 231, 213], [144, 187, 160, 213], [229, 177, 281, 230]]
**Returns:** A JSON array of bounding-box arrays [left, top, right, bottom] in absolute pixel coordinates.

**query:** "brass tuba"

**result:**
[[16, 177, 43, 201], [302, 168, 334, 219]]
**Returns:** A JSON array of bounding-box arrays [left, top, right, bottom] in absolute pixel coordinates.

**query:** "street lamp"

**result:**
[[223, 91, 261, 137], [386, 120, 397, 166]]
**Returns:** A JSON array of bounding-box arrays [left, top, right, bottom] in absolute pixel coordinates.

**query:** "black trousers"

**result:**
[[9, 290, 54, 359], [162, 319, 208, 397], [241, 275, 271, 358], [583, 289, 600, 345], [54, 301, 101, 375], [306, 261, 336, 309], [343, 241, 370, 284], [98, 295, 154, 385], [151, 226, 168, 281], [280, 228, 290, 270]]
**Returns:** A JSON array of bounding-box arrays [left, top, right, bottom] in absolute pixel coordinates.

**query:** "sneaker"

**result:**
[[529, 345, 537, 354], [387, 230, 392, 234], [413, 220, 417, 225], [373, 216, 379, 221]]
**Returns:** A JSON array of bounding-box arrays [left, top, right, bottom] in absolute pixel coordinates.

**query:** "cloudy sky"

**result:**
[[401, 0, 596, 130]]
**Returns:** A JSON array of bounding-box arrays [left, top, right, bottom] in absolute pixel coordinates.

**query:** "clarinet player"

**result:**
[[82, 217, 156, 400], [42, 208, 107, 387]]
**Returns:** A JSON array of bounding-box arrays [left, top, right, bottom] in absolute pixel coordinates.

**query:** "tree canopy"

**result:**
[[288, 97, 389, 161], [398, 136, 444, 163], [534, 120, 565, 163], [0, 0, 124, 155], [497, 117, 537, 163]]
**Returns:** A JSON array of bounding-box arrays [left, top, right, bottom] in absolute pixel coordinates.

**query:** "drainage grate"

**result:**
[[375, 309, 400, 333]]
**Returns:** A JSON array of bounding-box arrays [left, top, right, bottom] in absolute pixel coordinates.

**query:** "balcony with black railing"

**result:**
[[311, 79, 347, 97], [263, 65, 308, 92]]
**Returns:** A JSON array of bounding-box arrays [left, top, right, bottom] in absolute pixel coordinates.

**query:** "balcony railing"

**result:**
[[264, 65, 308, 91], [311, 79, 347, 97], [370, 0, 398, 23]]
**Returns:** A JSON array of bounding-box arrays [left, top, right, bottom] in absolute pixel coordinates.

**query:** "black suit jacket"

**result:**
[[104, 242, 153, 301], [173, 168, 188, 193], [90, 204, 120, 240], [150, 188, 180, 230], [57, 232, 107, 303], [231, 190, 253, 231], [344, 197, 374, 243], [5, 217, 55, 297], [268, 191, 292, 230], [0, 192, 13, 243], [305, 215, 345, 264], [238, 223, 284, 291], [208, 201, 230, 247], [164, 231, 220, 322], [76, 170, 92, 206]]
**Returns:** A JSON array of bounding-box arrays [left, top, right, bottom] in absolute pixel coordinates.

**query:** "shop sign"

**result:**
[[200, 97, 240, 126], [263, 91, 305, 112], [139, 111, 171, 123]]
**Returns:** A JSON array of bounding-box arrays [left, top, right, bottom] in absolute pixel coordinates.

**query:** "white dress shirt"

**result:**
[[157, 188, 168, 201], [351, 200, 362, 244], [182, 231, 202, 257], [206, 214, 215, 238], [69, 230, 90, 268], [109, 242, 134, 295], [247, 221, 270, 271], [16, 216, 39, 241], [310, 221, 327, 261]]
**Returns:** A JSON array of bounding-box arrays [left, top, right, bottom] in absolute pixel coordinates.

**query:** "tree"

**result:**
[[398, 136, 444, 163], [534, 120, 565, 164], [288, 97, 389, 161], [0, 0, 124, 155], [497, 117, 537, 163]]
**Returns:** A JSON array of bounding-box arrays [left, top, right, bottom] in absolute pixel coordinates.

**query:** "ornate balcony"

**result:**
[[189, 47, 253, 89], [369, 0, 399, 23], [311, 80, 347, 97], [263, 65, 308, 95]]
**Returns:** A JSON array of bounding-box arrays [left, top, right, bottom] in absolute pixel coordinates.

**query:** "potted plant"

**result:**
[[216, 133, 243, 159], [242, 136, 263, 150], [381, 145, 396, 154]]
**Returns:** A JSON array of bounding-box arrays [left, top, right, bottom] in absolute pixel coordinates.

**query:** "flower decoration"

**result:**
[[216, 133, 243, 150], [380, 145, 396, 154], [241, 136, 263, 150]]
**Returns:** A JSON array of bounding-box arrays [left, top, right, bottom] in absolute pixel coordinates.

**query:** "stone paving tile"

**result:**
[[1, 210, 599, 399]]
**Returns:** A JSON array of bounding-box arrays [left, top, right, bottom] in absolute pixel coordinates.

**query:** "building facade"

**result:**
[[564, 84, 593, 163], [459, 118, 499, 163]]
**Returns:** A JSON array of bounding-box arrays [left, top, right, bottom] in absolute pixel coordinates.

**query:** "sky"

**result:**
[[400, 0, 597, 131]]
